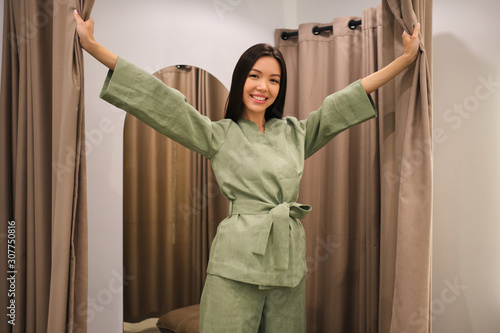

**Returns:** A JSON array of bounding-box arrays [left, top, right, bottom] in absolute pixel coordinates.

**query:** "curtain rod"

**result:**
[[280, 19, 362, 40]]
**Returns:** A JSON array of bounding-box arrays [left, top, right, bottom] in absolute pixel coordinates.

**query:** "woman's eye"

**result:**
[[249, 74, 259, 79], [271, 79, 280, 84]]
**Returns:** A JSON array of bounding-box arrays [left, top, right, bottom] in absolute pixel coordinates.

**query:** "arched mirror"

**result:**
[[122, 65, 229, 329]]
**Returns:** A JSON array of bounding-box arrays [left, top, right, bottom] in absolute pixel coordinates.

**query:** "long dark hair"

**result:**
[[224, 43, 287, 122]]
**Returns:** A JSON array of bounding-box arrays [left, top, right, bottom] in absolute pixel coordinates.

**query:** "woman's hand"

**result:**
[[73, 10, 118, 70], [73, 10, 96, 51], [402, 23, 421, 65], [360, 22, 422, 94]]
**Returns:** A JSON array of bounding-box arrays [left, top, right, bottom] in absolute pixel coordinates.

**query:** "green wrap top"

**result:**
[[100, 57, 376, 288]]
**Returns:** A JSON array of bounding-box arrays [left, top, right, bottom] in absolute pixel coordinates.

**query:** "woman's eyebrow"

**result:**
[[249, 68, 281, 77]]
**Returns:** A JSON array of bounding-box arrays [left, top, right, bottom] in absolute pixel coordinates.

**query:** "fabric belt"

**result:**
[[229, 200, 312, 270]]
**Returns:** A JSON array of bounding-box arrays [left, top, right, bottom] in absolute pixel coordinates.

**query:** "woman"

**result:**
[[74, 10, 420, 332]]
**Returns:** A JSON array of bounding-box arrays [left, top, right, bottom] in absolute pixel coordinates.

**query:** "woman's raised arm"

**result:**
[[360, 23, 421, 95], [74, 10, 118, 71]]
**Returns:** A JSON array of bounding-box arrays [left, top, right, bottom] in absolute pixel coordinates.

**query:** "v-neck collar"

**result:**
[[237, 117, 278, 134]]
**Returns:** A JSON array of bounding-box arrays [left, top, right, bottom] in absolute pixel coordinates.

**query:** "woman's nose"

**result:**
[[256, 80, 268, 91]]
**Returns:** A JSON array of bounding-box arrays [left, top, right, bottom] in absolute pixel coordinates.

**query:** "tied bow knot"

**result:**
[[229, 200, 312, 270]]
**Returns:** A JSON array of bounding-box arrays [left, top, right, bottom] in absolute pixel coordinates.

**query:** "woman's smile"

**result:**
[[250, 93, 268, 103]]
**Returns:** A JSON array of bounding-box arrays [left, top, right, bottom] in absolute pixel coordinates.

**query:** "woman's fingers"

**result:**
[[73, 9, 84, 24], [412, 22, 421, 37], [73, 9, 95, 50], [400, 22, 421, 62], [73, 9, 94, 32], [402, 23, 420, 40]]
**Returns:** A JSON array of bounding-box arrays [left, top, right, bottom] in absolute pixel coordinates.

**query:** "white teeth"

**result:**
[[253, 96, 266, 101]]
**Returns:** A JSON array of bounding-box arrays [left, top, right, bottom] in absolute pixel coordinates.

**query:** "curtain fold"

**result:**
[[0, 0, 92, 332], [379, 1, 433, 332], [123, 66, 229, 322], [276, 1, 432, 332]]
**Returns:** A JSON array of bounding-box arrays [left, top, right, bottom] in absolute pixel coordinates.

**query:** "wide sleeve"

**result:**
[[302, 79, 377, 159], [99, 57, 229, 159]]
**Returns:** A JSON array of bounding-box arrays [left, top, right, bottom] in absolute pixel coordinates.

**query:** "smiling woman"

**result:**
[[92, 43, 376, 332], [74, 1, 423, 331]]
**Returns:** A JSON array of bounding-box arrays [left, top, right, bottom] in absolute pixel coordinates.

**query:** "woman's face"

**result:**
[[242, 56, 281, 120]]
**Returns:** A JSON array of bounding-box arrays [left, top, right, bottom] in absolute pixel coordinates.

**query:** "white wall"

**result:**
[[296, 0, 376, 23], [432, 0, 500, 332]]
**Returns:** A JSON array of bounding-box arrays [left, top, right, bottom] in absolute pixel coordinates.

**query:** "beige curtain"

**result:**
[[123, 66, 229, 322], [276, 1, 432, 332], [0, 0, 92, 332], [379, 1, 433, 332], [277, 11, 381, 333]]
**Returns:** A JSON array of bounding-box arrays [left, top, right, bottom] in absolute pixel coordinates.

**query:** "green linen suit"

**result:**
[[100, 57, 377, 331]]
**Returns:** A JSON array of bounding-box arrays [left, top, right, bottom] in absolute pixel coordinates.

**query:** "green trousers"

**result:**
[[200, 274, 306, 333]]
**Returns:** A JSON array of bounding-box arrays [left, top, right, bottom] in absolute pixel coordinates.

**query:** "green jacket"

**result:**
[[100, 57, 376, 288]]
